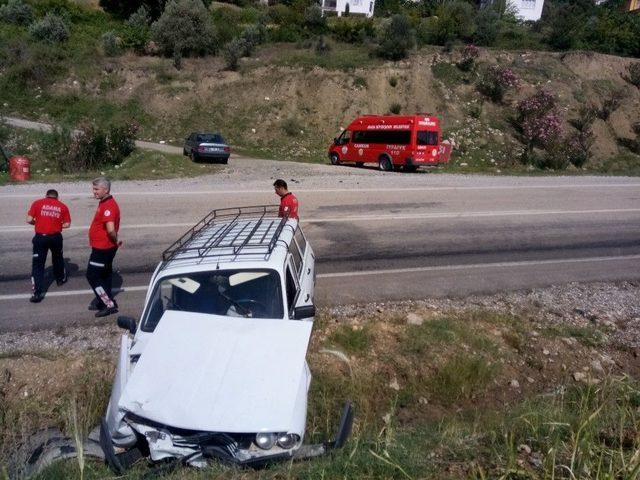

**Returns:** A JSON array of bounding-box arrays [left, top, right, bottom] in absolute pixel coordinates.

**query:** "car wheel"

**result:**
[[356, 162, 364, 167], [330, 153, 341, 166], [379, 156, 392, 172], [190, 151, 198, 162], [182, 148, 188, 156]]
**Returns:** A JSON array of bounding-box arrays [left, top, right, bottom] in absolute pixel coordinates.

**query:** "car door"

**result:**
[[284, 258, 300, 319], [292, 228, 314, 307]]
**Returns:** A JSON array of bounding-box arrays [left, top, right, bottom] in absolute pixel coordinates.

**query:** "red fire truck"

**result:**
[[328, 114, 450, 172]]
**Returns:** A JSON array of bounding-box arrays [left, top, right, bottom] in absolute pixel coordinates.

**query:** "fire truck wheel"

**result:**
[[379, 156, 392, 172], [356, 162, 364, 167], [330, 153, 341, 166]]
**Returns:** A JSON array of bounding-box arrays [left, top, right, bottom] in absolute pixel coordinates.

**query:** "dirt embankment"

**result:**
[[55, 47, 640, 167]]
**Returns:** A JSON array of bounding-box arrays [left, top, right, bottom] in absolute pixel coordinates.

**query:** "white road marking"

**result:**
[[2, 208, 640, 233], [1, 183, 640, 198], [1, 254, 640, 301]]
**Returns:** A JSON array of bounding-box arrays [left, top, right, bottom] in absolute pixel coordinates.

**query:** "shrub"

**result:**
[[151, 0, 217, 57], [517, 89, 562, 150], [315, 35, 331, 56], [565, 133, 592, 168], [107, 122, 138, 164], [99, 0, 166, 20], [596, 90, 624, 121], [268, 4, 300, 26], [389, 102, 401, 114], [281, 117, 303, 137], [457, 44, 479, 72], [473, 7, 500, 46], [29, 13, 69, 43], [3, 42, 67, 87], [377, 14, 415, 61], [626, 62, 640, 88], [534, 143, 570, 170], [329, 17, 375, 43], [45, 122, 137, 173], [419, 1, 475, 46], [222, 38, 245, 71], [121, 5, 151, 52], [304, 4, 325, 31], [477, 65, 519, 102], [239, 24, 265, 57], [101, 31, 122, 56], [389, 76, 397, 87], [0, 0, 34, 25]]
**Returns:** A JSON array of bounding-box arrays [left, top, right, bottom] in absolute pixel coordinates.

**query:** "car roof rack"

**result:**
[[161, 205, 291, 267]]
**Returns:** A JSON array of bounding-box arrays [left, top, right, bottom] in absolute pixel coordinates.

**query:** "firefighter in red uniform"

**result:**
[[86, 177, 121, 317], [273, 179, 299, 220], [26, 189, 71, 303]]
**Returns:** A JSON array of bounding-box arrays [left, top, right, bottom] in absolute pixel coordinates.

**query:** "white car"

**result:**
[[100, 206, 353, 471]]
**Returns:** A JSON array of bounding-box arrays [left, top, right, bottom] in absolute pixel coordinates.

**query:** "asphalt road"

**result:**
[[1, 173, 639, 333]]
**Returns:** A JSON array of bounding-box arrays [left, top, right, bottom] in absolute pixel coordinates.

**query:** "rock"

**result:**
[[573, 371, 587, 382], [251, 128, 256, 134], [144, 41, 160, 55], [591, 360, 604, 373], [518, 444, 532, 455], [418, 397, 428, 405], [159, 140, 166, 144], [389, 378, 400, 391], [561, 337, 577, 346], [406, 313, 424, 326], [459, 162, 468, 167], [527, 377, 535, 383], [542, 349, 550, 356], [528, 452, 543, 468], [510, 379, 520, 389]]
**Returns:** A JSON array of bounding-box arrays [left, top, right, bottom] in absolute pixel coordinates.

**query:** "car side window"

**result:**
[[285, 265, 298, 313]]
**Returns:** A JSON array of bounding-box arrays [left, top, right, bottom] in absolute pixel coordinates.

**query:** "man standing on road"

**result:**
[[274, 179, 299, 220], [87, 177, 121, 318], [26, 189, 71, 303]]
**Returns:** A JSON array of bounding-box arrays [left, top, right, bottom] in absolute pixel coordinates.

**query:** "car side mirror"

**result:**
[[117, 316, 136, 334], [334, 137, 338, 144], [293, 304, 316, 320]]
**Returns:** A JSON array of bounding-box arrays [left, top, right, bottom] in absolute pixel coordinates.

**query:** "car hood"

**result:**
[[119, 311, 312, 433]]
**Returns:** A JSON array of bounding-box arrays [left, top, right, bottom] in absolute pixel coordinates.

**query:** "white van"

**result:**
[[100, 206, 353, 471]]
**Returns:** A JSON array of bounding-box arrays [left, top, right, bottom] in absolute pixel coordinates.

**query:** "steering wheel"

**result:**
[[234, 299, 269, 318]]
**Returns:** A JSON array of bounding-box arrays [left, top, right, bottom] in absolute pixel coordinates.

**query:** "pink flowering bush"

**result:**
[[457, 44, 479, 72], [517, 90, 562, 150], [477, 66, 519, 103]]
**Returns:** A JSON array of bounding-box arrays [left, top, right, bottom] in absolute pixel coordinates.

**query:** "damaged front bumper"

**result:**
[[100, 402, 354, 473]]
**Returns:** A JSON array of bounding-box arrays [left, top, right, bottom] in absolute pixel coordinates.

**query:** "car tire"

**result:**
[[356, 162, 364, 167], [330, 153, 341, 166], [182, 148, 188, 156], [190, 151, 198, 162], [379, 155, 392, 172]]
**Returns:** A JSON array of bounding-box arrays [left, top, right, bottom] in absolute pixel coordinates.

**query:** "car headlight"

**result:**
[[255, 432, 277, 450], [277, 433, 299, 449]]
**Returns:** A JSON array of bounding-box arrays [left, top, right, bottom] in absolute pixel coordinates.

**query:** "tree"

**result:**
[[151, 0, 217, 57], [377, 14, 415, 60]]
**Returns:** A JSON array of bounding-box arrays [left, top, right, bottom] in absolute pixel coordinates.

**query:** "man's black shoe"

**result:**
[[88, 298, 102, 311], [56, 276, 68, 286], [95, 306, 118, 318], [30, 293, 45, 303]]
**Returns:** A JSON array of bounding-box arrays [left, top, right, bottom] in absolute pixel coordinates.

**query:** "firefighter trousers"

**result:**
[[31, 233, 65, 295], [86, 247, 118, 310]]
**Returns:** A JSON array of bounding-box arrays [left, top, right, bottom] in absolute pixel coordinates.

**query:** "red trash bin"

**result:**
[[9, 155, 30, 182]]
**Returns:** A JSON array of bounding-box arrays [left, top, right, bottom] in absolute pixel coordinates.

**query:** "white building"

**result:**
[[321, 0, 375, 18], [507, 0, 545, 21]]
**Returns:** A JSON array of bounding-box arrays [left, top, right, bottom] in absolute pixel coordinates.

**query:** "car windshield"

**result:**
[[197, 134, 225, 144], [141, 269, 283, 332]]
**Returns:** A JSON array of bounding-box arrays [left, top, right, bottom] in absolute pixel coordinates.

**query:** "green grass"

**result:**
[[542, 324, 605, 347], [403, 315, 498, 356], [327, 324, 372, 354], [268, 43, 381, 72], [431, 61, 468, 87]]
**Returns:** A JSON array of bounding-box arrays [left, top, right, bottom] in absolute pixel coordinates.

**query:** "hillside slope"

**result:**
[[3, 43, 640, 173]]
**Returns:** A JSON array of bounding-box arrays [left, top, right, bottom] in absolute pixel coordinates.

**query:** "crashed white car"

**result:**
[[100, 206, 353, 471]]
